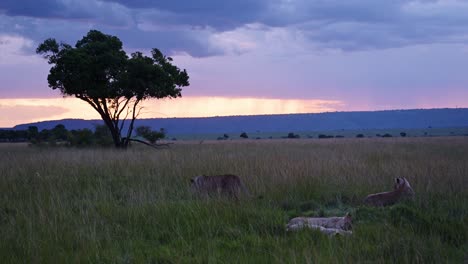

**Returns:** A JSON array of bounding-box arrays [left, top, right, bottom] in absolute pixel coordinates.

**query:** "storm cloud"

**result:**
[[1, 0, 468, 117], [1, 0, 468, 56]]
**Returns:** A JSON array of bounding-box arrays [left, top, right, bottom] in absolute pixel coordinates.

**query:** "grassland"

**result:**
[[0, 137, 467, 263], [167, 126, 468, 140]]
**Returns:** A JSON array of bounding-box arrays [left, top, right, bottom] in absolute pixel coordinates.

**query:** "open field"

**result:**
[[165, 126, 468, 141], [0, 138, 467, 263]]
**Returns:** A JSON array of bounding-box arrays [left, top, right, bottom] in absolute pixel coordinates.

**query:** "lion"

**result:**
[[364, 177, 415, 207], [286, 213, 353, 234], [190, 174, 251, 199], [287, 224, 353, 236]]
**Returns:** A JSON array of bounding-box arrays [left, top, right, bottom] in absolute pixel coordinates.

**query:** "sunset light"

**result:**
[[0, 96, 344, 128]]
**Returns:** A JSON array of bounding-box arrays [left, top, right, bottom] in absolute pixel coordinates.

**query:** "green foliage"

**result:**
[[93, 125, 114, 146], [23, 124, 113, 147], [68, 129, 94, 146], [135, 126, 165, 144], [27, 126, 39, 141], [36, 30, 189, 148], [0, 130, 28, 142], [51, 124, 68, 141], [287, 132, 300, 139], [135, 126, 152, 138], [217, 134, 230, 140], [390, 204, 466, 247]]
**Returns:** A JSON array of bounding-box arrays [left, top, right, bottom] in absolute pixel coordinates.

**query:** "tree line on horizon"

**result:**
[[0, 124, 165, 147], [0, 125, 421, 144]]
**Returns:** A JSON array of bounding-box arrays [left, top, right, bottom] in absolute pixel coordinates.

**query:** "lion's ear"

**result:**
[[345, 212, 352, 220]]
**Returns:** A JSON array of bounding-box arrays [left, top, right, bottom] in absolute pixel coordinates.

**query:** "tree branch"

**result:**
[[124, 99, 140, 146], [119, 101, 132, 136], [115, 97, 131, 120], [123, 137, 172, 149], [77, 95, 100, 112]]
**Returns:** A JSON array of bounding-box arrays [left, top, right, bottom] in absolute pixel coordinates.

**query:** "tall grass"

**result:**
[[0, 138, 467, 263]]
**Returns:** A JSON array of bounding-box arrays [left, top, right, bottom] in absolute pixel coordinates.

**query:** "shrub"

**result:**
[[135, 126, 165, 143], [94, 125, 113, 146], [68, 129, 94, 146], [217, 134, 229, 140], [287, 132, 300, 139]]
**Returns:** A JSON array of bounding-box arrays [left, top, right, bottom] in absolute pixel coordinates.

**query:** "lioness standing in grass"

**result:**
[[364, 177, 415, 206], [190, 174, 251, 199]]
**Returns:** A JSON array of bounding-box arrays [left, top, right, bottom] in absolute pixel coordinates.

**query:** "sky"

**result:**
[[1, 0, 468, 127]]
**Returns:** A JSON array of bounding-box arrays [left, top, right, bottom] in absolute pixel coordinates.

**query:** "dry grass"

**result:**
[[0, 137, 467, 263]]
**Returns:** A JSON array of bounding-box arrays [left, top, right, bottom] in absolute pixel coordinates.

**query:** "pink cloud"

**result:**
[[0, 104, 68, 127], [0, 96, 344, 127]]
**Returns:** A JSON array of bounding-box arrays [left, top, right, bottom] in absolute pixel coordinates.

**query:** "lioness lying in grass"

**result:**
[[364, 177, 415, 207], [286, 213, 352, 236]]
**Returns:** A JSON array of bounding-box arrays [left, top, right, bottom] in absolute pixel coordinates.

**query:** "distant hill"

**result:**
[[11, 108, 468, 136]]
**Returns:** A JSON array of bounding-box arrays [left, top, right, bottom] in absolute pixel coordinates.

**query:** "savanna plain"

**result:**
[[0, 137, 467, 263]]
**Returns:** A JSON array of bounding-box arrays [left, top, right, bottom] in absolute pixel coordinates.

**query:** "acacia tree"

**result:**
[[36, 30, 189, 148]]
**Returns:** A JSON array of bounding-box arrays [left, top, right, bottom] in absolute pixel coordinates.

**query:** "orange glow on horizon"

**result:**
[[0, 96, 344, 127]]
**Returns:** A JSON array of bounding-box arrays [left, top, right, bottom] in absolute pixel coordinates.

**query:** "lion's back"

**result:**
[[192, 174, 246, 197], [219, 174, 242, 188]]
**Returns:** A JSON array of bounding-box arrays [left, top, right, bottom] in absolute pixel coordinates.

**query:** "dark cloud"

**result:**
[[104, 27, 222, 57], [103, 0, 269, 30], [0, 0, 133, 27], [104, 0, 406, 29], [0, 0, 63, 18], [263, 0, 404, 27], [1, 0, 468, 57]]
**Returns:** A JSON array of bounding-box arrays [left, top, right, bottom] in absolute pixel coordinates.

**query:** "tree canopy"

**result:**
[[36, 30, 189, 148]]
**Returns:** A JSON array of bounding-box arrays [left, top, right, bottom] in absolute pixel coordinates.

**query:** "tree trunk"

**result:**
[[109, 126, 123, 148], [78, 97, 126, 149], [101, 116, 124, 149]]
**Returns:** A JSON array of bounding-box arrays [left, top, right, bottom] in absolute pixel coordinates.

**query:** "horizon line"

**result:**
[[6, 106, 468, 129]]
